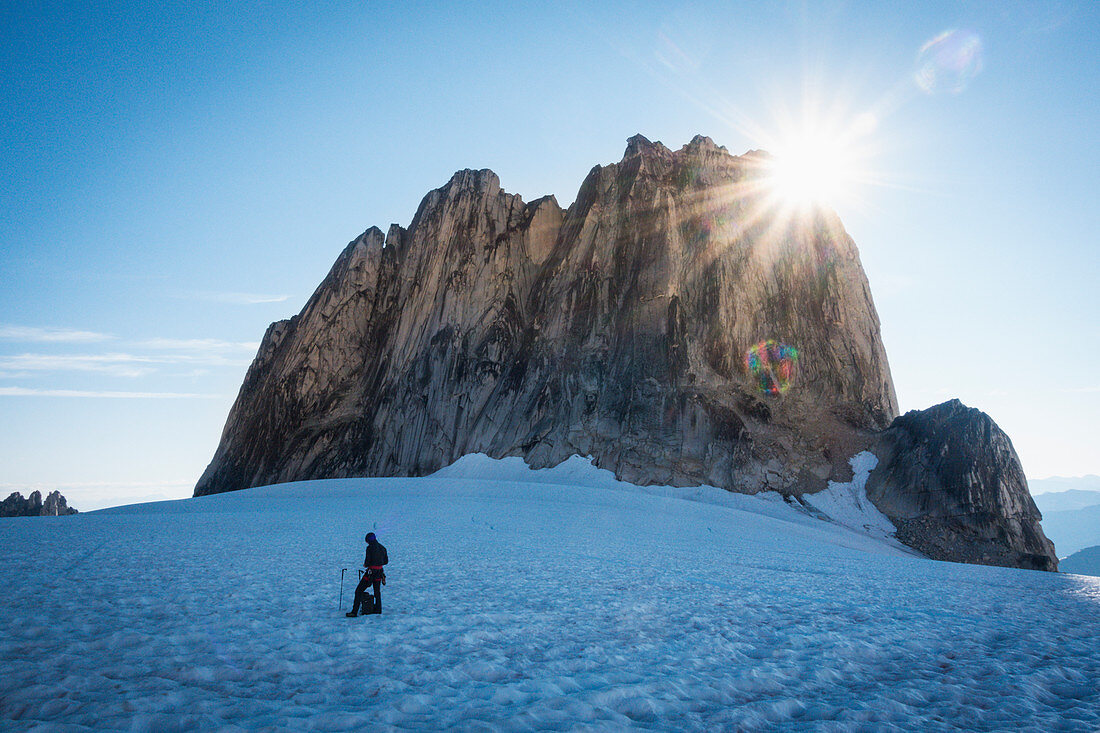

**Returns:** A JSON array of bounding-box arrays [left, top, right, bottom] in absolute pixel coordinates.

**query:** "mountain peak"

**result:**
[[195, 135, 1055, 571], [444, 168, 501, 194], [623, 134, 671, 159], [683, 134, 727, 154]]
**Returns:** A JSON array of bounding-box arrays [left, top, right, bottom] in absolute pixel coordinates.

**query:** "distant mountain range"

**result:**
[[1032, 484, 1100, 558], [1060, 546, 1100, 578], [1029, 474, 1100, 498]]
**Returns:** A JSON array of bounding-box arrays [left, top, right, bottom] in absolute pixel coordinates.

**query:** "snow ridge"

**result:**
[[437, 452, 903, 549]]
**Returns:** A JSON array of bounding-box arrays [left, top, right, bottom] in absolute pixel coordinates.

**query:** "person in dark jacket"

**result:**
[[347, 532, 388, 616]]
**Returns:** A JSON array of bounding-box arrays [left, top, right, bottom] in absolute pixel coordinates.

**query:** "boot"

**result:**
[[370, 597, 381, 615], [345, 610, 358, 617]]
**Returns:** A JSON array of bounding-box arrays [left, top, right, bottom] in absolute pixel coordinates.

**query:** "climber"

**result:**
[[347, 532, 388, 616]]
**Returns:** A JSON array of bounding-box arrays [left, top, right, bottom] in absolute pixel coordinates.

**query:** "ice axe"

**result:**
[[339, 568, 347, 609]]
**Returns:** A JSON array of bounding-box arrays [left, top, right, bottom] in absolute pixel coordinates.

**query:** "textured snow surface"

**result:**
[[2, 455, 1099, 731]]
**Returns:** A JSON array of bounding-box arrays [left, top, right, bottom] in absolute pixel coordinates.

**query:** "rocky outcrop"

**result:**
[[195, 134, 1056, 571], [867, 400, 1057, 571], [1, 490, 77, 517]]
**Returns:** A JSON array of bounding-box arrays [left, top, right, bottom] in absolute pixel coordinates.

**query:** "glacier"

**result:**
[[1, 455, 1098, 730]]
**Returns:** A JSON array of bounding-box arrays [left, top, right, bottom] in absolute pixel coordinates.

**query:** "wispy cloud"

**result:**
[[138, 338, 260, 352], [0, 350, 253, 377], [185, 291, 290, 305], [0, 325, 114, 343], [0, 353, 159, 377], [0, 387, 222, 398], [165, 368, 212, 378], [2, 325, 260, 356], [0, 324, 258, 387], [151, 354, 253, 367]]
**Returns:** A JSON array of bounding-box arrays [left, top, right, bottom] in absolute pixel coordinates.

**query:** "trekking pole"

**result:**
[[339, 568, 347, 609]]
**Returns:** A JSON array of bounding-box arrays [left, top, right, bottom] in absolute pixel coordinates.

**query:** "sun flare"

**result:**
[[760, 110, 877, 211], [768, 141, 850, 205]]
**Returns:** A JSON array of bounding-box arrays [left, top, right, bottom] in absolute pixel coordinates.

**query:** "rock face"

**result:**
[[195, 134, 1056, 570], [197, 135, 894, 494], [1, 490, 77, 517], [867, 400, 1057, 571]]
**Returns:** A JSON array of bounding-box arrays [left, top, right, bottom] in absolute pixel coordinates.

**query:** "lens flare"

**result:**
[[744, 340, 800, 396], [915, 29, 983, 95]]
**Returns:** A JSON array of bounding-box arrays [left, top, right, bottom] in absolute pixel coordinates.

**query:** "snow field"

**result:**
[[2, 456, 1099, 731]]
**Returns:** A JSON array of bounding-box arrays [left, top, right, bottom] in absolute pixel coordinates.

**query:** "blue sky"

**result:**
[[1, 1, 1097, 509]]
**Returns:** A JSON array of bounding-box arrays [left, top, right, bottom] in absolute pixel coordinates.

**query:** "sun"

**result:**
[[768, 139, 850, 205], [759, 110, 878, 211]]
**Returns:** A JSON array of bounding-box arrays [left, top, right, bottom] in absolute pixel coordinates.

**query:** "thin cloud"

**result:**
[[155, 354, 253, 367], [0, 330, 257, 386], [139, 338, 260, 352], [0, 353, 158, 377], [0, 326, 259, 352], [185, 291, 290, 305], [0, 352, 252, 376], [165, 368, 213, 378], [0, 325, 114, 343], [0, 387, 222, 398]]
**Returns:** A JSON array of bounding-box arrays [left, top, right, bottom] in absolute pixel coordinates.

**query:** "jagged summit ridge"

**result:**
[[195, 134, 1054, 570]]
